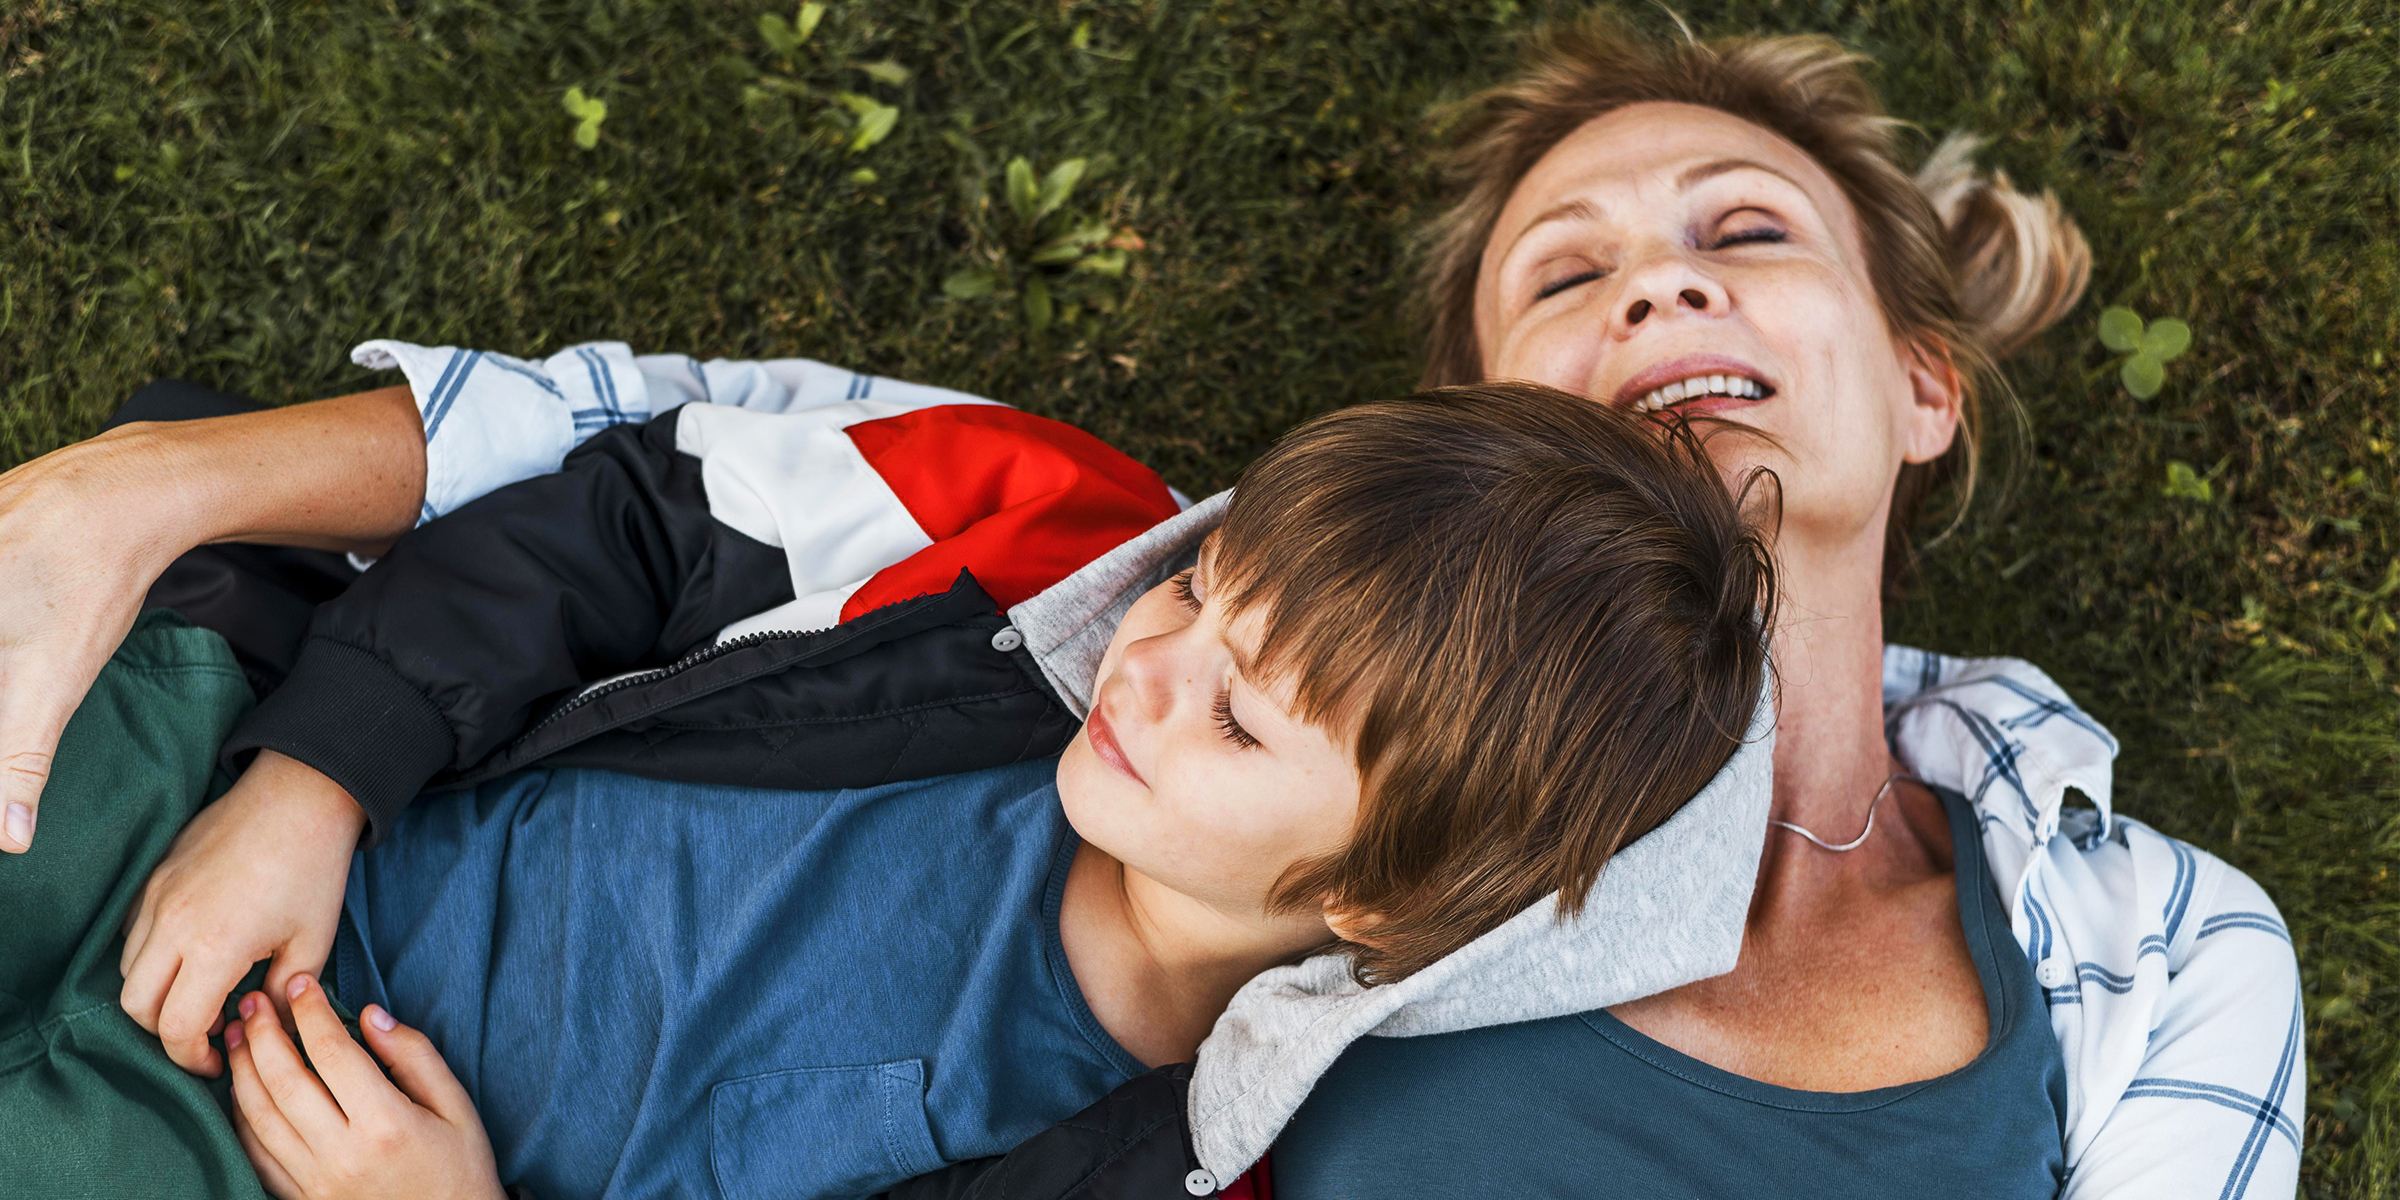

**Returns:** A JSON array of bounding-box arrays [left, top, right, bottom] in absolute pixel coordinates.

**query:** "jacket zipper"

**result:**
[[521, 628, 815, 737]]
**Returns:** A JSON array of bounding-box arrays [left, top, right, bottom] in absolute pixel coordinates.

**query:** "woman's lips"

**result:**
[[1084, 700, 1147, 787], [1607, 353, 1778, 412]]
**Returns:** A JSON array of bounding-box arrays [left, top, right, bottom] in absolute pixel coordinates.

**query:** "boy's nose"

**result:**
[[1115, 626, 1204, 725]]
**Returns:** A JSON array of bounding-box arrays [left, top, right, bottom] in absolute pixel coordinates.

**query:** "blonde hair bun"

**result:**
[[1915, 132, 2093, 358]]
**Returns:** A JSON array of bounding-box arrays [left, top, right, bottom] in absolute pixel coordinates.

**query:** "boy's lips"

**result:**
[[1084, 700, 1147, 787]]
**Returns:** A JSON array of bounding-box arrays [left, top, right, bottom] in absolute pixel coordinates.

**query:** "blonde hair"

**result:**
[[1416, 11, 2090, 593]]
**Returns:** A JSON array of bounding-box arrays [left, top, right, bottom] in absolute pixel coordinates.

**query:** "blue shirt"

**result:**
[[1273, 785, 2067, 1199], [331, 759, 1144, 1200]]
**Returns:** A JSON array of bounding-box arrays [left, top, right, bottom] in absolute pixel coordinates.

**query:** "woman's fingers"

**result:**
[[284, 975, 400, 1122], [237, 989, 347, 1144], [360, 1005, 478, 1126], [227, 1078, 306, 1200], [0, 677, 75, 853], [224, 1018, 315, 1182]]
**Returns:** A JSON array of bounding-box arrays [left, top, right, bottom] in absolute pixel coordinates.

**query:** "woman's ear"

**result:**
[[1321, 905, 1386, 944], [1900, 339, 1964, 465]]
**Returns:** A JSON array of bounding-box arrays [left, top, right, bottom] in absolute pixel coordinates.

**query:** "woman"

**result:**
[[0, 12, 2298, 1197]]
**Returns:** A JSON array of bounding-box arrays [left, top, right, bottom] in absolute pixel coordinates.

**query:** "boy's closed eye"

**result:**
[[1168, 567, 1262, 752]]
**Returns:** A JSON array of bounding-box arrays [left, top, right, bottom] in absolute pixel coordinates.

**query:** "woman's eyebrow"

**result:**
[[1676, 157, 1805, 192], [1502, 197, 1603, 260]]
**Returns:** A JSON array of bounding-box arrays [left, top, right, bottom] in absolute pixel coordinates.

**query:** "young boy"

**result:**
[[113, 382, 1774, 1198]]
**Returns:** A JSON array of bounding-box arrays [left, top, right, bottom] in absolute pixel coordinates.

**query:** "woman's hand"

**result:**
[[225, 975, 504, 1200], [0, 385, 423, 854], [121, 751, 367, 1076], [0, 429, 207, 852]]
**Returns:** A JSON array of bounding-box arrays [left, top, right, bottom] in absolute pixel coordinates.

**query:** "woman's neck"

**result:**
[[1763, 532, 1911, 841], [1057, 842, 1329, 1067]]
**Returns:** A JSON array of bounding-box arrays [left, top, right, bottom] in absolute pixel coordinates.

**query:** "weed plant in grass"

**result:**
[[3, 1, 2395, 1193]]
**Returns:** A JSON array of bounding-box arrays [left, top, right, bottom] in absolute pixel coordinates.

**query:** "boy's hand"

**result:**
[[121, 751, 366, 1075], [225, 975, 504, 1200]]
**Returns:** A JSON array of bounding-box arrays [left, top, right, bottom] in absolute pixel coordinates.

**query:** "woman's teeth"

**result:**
[[1631, 374, 1768, 412]]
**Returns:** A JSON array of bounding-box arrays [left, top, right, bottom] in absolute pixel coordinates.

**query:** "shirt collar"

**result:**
[[1882, 644, 2120, 853]]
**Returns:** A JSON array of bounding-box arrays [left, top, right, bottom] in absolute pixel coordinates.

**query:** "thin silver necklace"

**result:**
[[1769, 773, 1924, 852]]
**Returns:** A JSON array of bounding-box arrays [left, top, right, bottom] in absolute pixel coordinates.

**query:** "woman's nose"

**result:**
[[1613, 250, 1728, 337]]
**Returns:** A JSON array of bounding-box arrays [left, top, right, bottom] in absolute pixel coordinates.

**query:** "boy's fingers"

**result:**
[[117, 947, 179, 1037], [261, 936, 334, 1027], [284, 974, 398, 1120], [228, 1087, 306, 1200], [239, 991, 346, 1145], [225, 1022, 314, 1180], [361, 1005, 476, 1125], [157, 953, 248, 1078], [118, 891, 157, 978]]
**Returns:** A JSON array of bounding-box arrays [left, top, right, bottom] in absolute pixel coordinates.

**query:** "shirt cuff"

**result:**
[[219, 637, 457, 847]]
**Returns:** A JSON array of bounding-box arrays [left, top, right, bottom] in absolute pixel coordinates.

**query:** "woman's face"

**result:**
[[1056, 541, 1360, 927], [1474, 102, 1959, 556]]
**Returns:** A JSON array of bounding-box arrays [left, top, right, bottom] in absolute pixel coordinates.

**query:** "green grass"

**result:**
[[4, 0, 2395, 1192]]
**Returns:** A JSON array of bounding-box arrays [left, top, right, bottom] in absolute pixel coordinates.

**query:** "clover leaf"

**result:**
[[2098, 306, 2192, 399], [562, 87, 608, 150]]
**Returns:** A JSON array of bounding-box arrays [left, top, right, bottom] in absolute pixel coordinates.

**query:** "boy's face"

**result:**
[[1056, 539, 1362, 924]]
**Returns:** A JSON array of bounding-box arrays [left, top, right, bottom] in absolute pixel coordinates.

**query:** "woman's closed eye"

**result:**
[[1170, 568, 1201, 612], [1535, 269, 1606, 302], [1706, 222, 1788, 250]]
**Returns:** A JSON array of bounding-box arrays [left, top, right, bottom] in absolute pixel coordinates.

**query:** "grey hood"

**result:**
[[1008, 492, 1773, 1182]]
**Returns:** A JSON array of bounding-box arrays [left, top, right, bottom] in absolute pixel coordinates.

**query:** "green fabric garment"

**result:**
[[0, 612, 263, 1199]]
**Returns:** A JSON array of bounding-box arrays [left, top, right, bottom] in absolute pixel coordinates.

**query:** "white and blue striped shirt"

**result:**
[[360, 338, 2303, 1199]]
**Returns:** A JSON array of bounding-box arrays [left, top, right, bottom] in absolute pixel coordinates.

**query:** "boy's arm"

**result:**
[[223, 408, 795, 843], [121, 409, 783, 1074], [226, 395, 1179, 844]]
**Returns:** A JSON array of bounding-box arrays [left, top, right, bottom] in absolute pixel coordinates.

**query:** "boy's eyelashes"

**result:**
[[1168, 568, 1260, 751], [1212, 689, 1261, 751]]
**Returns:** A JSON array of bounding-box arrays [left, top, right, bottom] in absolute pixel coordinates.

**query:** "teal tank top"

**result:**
[[1274, 785, 2067, 1198]]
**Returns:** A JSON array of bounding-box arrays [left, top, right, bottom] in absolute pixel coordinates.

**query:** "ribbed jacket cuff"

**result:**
[[219, 637, 456, 848]]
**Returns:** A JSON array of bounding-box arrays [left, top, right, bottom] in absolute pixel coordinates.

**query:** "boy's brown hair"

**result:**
[[1213, 382, 1775, 984]]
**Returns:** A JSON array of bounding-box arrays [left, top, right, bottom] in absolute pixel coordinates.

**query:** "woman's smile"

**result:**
[[1607, 353, 1780, 417]]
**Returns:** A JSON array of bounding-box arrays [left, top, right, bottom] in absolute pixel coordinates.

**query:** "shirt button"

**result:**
[[2036, 959, 2073, 989], [1185, 1168, 1219, 1195], [990, 626, 1025, 653]]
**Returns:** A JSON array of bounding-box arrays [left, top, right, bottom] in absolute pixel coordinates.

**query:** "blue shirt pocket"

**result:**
[[709, 1060, 945, 1199]]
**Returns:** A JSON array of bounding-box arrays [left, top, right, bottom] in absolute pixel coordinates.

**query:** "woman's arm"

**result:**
[[2058, 857, 2303, 1199], [0, 386, 422, 852]]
